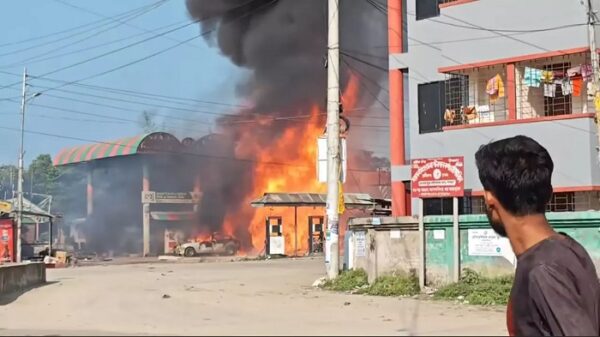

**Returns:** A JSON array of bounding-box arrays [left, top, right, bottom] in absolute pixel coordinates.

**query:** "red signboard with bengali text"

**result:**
[[411, 157, 465, 198]]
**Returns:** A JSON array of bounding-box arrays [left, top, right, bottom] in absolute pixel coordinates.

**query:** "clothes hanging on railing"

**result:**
[[524, 67, 542, 87], [523, 64, 593, 96], [541, 70, 554, 84], [560, 78, 573, 95], [572, 76, 583, 97], [486, 74, 505, 103], [581, 64, 593, 81], [544, 83, 556, 97], [567, 65, 581, 78]]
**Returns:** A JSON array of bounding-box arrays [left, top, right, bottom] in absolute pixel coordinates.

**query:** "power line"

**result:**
[[0, 20, 189, 69], [29, 86, 239, 118], [4, 91, 390, 133], [0, 69, 247, 109], [0, 125, 380, 173], [380, 0, 587, 33], [52, 0, 203, 51], [0, 4, 205, 92], [3, 97, 214, 127], [13, 0, 278, 96], [1, 1, 168, 69], [341, 57, 390, 112], [0, 1, 166, 58], [340, 51, 388, 73]]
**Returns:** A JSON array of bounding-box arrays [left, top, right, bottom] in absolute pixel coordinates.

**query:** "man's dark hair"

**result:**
[[475, 135, 554, 216]]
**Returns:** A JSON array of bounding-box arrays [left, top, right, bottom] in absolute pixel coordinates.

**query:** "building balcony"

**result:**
[[440, 50, 597, 130]]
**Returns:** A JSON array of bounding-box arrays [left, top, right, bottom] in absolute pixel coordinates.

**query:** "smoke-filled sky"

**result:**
[[184, 0, 391, 242], [0, 0, 390, 166], [185, 0, 390, 161], [186, 0, 389, 119]]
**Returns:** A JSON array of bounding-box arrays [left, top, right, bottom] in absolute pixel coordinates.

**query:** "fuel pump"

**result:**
[[265, 216, 284, 255], [308, 216, 324, 254]]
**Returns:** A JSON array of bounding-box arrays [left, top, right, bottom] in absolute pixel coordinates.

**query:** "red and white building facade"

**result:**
[[388, 0, 600, 215]]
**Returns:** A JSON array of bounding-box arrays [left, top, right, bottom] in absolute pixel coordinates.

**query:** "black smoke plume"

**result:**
[[185, 0, 390, 248]]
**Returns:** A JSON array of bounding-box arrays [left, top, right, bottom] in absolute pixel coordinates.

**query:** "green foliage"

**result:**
[[0, 165, 17, 199], [27, 154, 61, 195], [322, 269, 420, 296], [322, 269, 369, 292], [365, 273, 420, 296], [434, 268, 513, 305]]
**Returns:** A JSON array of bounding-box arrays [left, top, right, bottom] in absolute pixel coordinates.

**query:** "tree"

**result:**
[[0, 165, 17, 200], [25, 154, 61, 197]]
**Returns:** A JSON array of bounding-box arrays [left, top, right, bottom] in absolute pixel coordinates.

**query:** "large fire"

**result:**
[[221, 74, 361, 256]]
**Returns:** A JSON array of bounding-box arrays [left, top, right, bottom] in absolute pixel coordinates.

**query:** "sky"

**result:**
[[0, 0, 245, 165]]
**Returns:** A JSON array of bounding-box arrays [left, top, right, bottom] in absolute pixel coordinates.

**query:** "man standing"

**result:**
[[475, 135, 600, 336]]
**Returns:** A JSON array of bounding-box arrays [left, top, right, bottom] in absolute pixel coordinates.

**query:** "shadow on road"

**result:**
[[0, 281, 58, 306]]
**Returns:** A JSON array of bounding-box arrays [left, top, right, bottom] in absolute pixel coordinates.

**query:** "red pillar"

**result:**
[[389, 0, 407, 216], [507, 63, 517, 120]]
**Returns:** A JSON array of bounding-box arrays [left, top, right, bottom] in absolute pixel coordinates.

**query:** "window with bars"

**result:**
[[423, 196, 484, 215], [416, 0, 440, 20], [543, 62, 572, 116], [546, 191, 600, 212], [547, 192, 576, 212], [516, 53, 594, 119], [444, 74, 469, 126], [422, 192, 599, 217], [443, 67, 508, 126]]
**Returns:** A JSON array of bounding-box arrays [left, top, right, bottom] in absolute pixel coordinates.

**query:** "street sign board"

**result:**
[[411, 156, 464, 198], [141, 191, 202, 204]]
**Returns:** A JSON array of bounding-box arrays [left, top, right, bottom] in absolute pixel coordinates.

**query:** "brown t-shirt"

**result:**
[[507, 234, 600, 336]]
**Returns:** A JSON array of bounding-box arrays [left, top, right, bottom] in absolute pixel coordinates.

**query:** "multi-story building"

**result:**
[[388, 0, 600, 216]]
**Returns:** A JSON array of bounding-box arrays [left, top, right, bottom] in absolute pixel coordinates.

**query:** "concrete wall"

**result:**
[[349, 211, 600, 286], [402, 117, 598, 191], [392, 0, 592, 71], [351, 227, 421, 284], [389, 0, 600, 196], [0, 263, 46, 294]]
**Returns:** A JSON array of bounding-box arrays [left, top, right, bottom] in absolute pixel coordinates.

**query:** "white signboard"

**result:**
[[355, 231, 366, 257], [317, 136, 347, 183], [390, 230, 401, 239], [433, 229, 445, 240], [269, 237, 285, 255], [141, 191, 202, 204], [468, 229, 515, 264]]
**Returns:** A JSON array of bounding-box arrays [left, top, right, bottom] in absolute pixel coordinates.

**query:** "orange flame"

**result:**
[[225, 74, 360, 256]]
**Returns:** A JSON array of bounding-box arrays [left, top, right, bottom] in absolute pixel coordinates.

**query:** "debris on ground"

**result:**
[[312, 277, 327, 288], [158, 255, 182, 261]]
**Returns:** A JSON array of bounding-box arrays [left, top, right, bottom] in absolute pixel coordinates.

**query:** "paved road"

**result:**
[[0, 258, 507, 336]]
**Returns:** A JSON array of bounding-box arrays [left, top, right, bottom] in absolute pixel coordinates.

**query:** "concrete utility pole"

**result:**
[[16, 68, 41, 263], [587, 0, 600, 159], [16, 68, 27, 263], [325, 0, 341, 279]]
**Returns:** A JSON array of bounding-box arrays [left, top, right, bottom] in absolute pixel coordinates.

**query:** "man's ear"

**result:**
[[483, 190, 499, 209]]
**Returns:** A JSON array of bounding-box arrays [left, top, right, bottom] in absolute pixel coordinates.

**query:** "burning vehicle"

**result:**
[[176, 232, 241, 257]]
